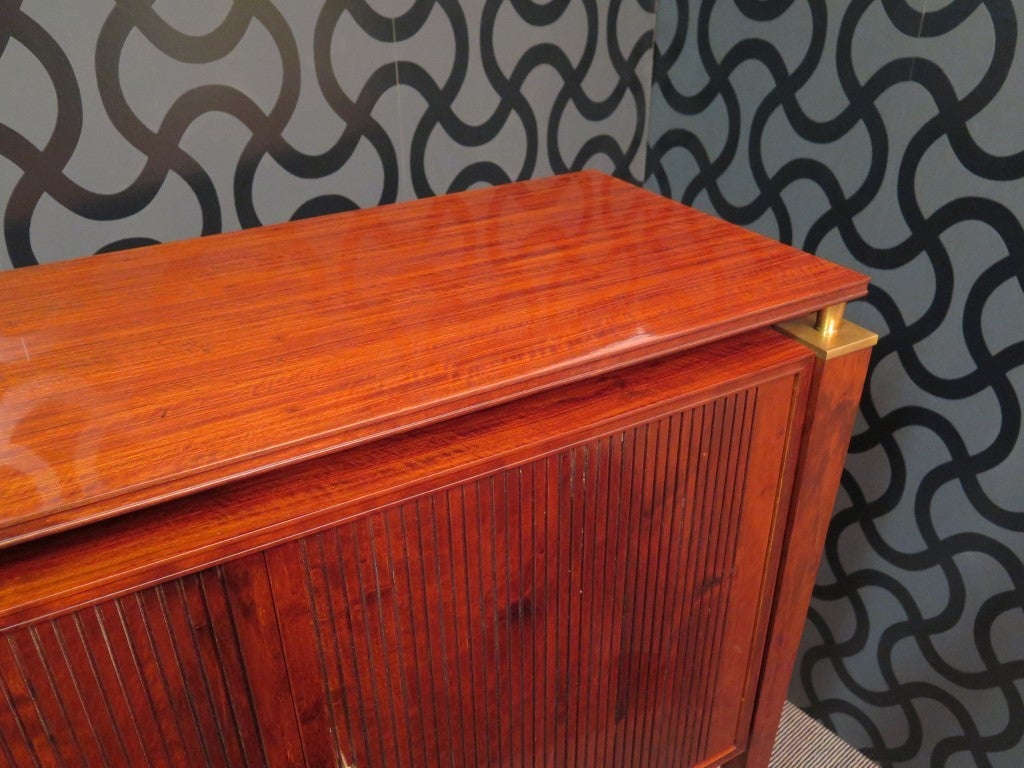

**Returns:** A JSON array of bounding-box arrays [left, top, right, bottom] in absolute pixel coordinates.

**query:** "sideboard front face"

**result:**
[[1, 334, 812, 768]]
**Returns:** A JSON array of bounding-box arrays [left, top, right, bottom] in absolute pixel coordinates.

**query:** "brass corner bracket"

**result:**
[[774, 302, 878, 360]]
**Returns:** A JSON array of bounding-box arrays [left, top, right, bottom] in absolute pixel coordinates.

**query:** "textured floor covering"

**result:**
[[770, 702, 879, 768]]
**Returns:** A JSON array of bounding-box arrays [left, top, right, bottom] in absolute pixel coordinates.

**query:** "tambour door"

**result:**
[[225, 380, 805, 768], [0, 334, 813, 768]]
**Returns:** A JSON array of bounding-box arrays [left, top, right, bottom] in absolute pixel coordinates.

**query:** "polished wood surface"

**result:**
[[0, 173, 873, 768], [736, 348, 873, 768], [1, 346, 809, 768], [1, 171, 867, 547], [0, 329, 811, 632]]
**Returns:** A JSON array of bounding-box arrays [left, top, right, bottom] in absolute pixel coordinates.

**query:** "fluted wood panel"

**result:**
[[0, 376, 800, 768], [0, 571, 263, 768], [224, 388, 772, 768]]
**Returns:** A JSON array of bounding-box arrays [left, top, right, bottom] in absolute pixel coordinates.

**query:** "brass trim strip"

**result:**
[[774, 307, 878, 360]]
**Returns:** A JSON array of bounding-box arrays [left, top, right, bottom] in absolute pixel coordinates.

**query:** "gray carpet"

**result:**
[[770, 702, 879, 767]]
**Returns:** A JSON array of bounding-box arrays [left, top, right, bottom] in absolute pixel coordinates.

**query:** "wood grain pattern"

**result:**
[[0, 172, 873, 768], [0, 571, 262, 768], [735, 348, 873, 768], [0, 328, 811, 631], [0, 362, 809, 768], [0, 170, 867, 547]]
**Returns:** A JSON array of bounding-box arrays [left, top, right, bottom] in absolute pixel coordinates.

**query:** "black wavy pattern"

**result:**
[[0, 0, 652, 267], [647, 2, 1024, 767]]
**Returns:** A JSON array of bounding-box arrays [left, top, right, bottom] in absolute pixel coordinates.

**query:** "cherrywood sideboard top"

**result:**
[[0, 171, 867, 547]]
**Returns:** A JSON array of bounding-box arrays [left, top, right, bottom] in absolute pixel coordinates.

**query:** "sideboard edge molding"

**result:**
[[0, 331, 814, 631], [2, 171, 868, 547]]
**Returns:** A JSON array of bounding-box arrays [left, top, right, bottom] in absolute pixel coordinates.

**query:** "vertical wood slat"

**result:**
[[224, 384, 776, 768], [8, 626, 89, 768], [1, 571, 263, 768], [1, 376, 796, 768]]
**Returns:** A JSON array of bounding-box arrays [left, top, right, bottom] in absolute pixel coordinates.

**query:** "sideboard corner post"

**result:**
[[739, 313, 877, 767]]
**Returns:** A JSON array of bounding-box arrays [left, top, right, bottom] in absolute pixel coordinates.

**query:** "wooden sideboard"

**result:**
[[0, 171, 875, 768]]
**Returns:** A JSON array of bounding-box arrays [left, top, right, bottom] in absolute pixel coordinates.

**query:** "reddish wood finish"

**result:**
[[0, 328, 809, 631], [0, 173, 873, 768], [1, 171, 866, 547], [0, 572, 263, 768], [734, 348, 873, 768], [1, 359, 809, 768]]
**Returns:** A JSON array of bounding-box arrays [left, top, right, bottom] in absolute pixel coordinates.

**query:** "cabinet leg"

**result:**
[[740, 346, 872, 767]]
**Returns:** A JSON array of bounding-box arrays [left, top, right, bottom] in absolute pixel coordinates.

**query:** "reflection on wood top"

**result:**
[[0, 171, 867, 546]]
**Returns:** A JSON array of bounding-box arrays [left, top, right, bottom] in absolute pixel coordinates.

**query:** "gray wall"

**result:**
[[648, 1, 1024, 767], [6, 2, 1024, 767], [0, 0, 654, 268]]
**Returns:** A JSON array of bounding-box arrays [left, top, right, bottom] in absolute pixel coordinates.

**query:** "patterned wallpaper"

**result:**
[[648, 1, 1024, 767], [5, 1, 1024, 767], [0, 0, 654, 268]]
